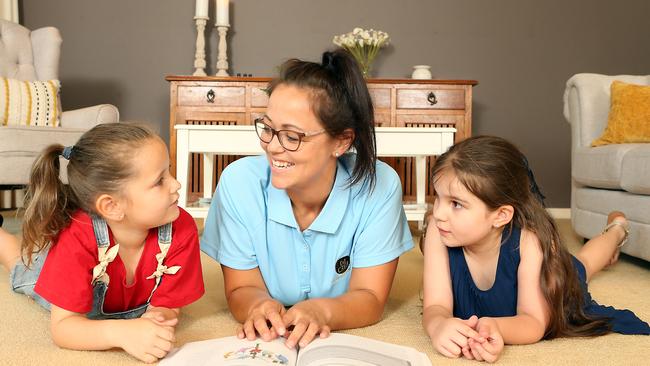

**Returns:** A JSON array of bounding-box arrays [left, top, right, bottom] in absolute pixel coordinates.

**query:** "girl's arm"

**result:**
[[422, 223, 483, 358], [490, 229, 549, 344], [142, 306, 180, 325], [281, 258, 399, 348], [50, 305, 175, 364]]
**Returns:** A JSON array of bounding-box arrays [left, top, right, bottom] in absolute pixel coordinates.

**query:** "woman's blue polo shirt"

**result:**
[[201, 154, 414, 306]]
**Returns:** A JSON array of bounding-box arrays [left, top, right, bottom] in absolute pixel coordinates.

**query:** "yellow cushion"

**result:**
[[592, 80, 650, 146], [0, 77, 61, 127]]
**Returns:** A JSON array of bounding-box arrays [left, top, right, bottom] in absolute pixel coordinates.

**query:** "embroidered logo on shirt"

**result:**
[[335, 256, 350, 274]]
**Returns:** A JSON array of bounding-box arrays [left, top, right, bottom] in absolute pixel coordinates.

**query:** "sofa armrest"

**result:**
[[60, 104, 119, 129], [564, 73, 650, 150]]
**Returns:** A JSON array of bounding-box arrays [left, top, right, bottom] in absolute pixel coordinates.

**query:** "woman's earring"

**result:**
[[334, 152, 340, 157]]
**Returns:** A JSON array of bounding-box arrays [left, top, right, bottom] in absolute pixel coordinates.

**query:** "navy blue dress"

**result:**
[[447, 226, 650, 335]]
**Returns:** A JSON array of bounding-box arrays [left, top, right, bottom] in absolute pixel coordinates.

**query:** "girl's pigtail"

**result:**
[[21, 144, 77, 266]]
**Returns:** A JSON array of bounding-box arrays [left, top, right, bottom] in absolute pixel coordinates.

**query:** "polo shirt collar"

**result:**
[[267, 159, 351, 234]]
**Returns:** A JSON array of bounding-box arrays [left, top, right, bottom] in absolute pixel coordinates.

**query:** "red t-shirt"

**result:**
[[34, 208, 205, 314]]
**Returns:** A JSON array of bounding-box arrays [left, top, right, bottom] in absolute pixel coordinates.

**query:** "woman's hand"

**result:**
[[238, 298, 287, 342], [466, 317, 504, 363], [281, 300, 331, 349], [430, 315, 484, 359]]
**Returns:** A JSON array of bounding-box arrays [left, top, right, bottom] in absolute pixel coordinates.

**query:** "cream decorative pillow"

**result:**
[[0, 77, 61, 127], [592, 80, 650, 146]]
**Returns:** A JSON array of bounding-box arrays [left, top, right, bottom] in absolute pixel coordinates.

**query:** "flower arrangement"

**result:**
[[333, 27, 390, 78]]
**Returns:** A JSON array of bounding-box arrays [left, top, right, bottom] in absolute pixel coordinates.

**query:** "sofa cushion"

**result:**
[[621, 145, 650, 194], [0, 77, 61, 127], [574, 186, 650, 225], [592, 81, 650, 146], [572, 144, 640, 189]]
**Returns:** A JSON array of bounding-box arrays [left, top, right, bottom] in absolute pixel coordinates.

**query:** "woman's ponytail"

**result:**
[[21, 144, 77, 266]]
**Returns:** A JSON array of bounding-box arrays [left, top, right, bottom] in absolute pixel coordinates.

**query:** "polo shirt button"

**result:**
[[302, 264, 309, 271]]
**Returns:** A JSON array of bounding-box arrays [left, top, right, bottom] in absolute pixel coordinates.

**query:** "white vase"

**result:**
[[411, 65, 432, 79]]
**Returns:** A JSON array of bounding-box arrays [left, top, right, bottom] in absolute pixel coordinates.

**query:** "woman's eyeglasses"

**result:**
[[254, 117, 325, 152]]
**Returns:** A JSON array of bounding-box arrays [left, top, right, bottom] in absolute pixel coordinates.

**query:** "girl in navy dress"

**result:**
[[422, 135, 649, 362]]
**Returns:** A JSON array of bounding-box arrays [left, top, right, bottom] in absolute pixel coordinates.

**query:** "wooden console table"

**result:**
[[175, 124, 455, 225], [167, 76, 477, 206]]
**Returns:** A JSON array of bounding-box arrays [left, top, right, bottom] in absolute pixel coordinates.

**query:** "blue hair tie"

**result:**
[[61, 146, 74, 160]]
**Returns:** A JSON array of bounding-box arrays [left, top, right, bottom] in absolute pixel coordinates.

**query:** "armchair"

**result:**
[[564, 73, 650, 262], [0, 20, 119, 186]]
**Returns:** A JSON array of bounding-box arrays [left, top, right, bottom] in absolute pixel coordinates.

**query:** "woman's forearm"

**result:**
[[227, 286, 275, 322], [308, 288, 386, 330]]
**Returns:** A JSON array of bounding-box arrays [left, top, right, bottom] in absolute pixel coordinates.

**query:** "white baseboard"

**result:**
[[547, 208, 571, 220]]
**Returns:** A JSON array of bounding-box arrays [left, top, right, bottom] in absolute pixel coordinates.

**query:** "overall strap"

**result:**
[[90, 215, 119, 285], [145, 222, 180, 303]]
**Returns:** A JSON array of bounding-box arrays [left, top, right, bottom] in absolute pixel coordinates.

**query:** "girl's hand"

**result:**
[[238, 298, 287, 342], [282, 300, 331, 349], [467, 317, 504, 363], [142, 306, 179, 327], [119, 318, 176, 363], [430, 315, 484, 359]]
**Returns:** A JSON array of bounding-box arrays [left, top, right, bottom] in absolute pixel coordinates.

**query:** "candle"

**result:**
[[216, 0, 229, 26], [195, 0, 209, 18]]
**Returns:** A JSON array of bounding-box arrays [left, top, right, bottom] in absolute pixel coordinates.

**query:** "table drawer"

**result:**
[[178, 86, 245, 107], [396, 89, 465, 109], [251, 86, 270, 107], [368, 87, 391, 109], [396, 114, 463, 126]]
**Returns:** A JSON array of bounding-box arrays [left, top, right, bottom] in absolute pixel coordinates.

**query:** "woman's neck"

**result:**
[[287, 164, 337, 231]]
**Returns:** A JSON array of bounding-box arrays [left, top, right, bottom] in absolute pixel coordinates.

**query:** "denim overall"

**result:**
[[87, 215, 180, 319], [10, 215, 180, 317]]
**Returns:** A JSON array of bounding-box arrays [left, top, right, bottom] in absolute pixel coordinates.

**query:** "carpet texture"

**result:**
[[0, 214, 648, 365]]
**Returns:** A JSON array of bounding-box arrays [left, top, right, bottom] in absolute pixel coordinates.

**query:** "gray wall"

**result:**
[[22, 0, 650, 207]]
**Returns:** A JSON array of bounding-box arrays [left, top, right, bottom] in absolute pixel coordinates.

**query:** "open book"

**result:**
[[160, 333, 432, 366]]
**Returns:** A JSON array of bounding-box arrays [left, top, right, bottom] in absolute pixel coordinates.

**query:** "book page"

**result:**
[[296, 333, 431, 366], [160, 336, 298, 366]]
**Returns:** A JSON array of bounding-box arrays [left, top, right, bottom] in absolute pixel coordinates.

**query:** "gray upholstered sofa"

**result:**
[[0, 20, 118, 186], [564, 73, 650, 262]]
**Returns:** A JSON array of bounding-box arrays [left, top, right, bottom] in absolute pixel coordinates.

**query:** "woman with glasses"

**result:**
[[201, 49, 414, 349]]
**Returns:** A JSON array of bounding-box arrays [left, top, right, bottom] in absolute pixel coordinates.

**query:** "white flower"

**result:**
[[331, 27, 391, 76]]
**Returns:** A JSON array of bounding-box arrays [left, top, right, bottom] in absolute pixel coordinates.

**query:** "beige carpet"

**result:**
[[1, 215, 648, 365]]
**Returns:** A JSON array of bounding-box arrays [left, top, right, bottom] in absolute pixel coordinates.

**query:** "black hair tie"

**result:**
[[321, 51, 337, 72], [523, 156, 546, 206]]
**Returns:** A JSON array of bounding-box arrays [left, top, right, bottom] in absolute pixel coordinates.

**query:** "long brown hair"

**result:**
[[432, 135, 610, 338], [21, 123, 156, 266]]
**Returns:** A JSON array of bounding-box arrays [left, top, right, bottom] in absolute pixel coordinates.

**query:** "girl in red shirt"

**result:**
[[0, 123, 204, 363]]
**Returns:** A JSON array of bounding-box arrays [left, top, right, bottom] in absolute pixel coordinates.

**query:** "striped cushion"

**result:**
[[0, 77, 61, 127]]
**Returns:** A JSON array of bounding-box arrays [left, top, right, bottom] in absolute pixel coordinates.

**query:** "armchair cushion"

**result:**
[[0, 77, 61, 127], [573, 144, 650, 194], [592, 81, 650, 146]]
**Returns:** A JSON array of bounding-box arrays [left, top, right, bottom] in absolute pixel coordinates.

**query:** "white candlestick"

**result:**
[[195, 0, 208, 18], [193, 16, 208, 76], [216, 0, 229, 26], [215, 25, 230, 76]]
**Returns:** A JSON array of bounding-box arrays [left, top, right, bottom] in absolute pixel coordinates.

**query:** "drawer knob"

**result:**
[[206, 89, 215, 103], [427, 92, 438, 105]]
